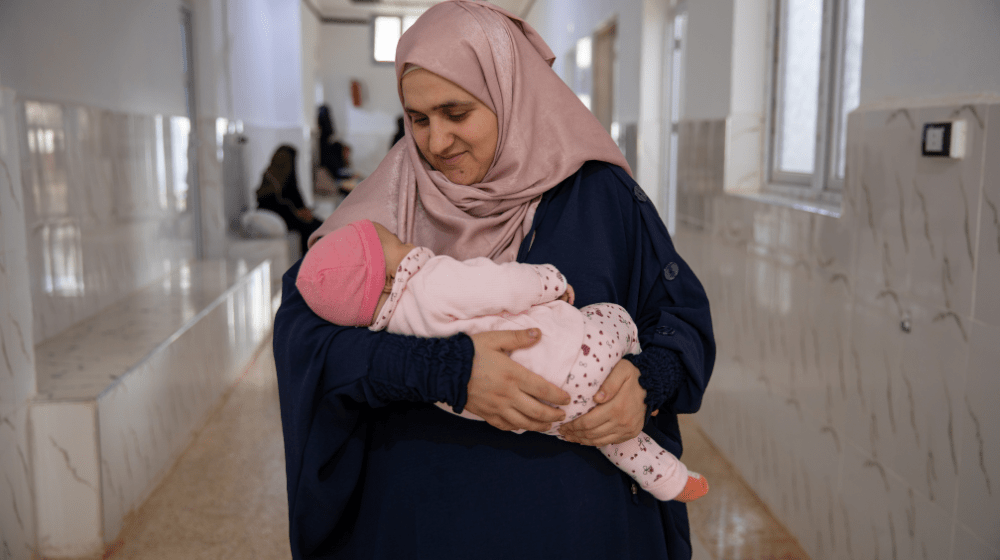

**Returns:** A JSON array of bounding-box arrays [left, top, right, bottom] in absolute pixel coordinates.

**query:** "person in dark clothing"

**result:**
[[255, 145, 321, 255], [390, 115, 406, 147], [317, 105, 345, 178], [273, 2, 715, 559]]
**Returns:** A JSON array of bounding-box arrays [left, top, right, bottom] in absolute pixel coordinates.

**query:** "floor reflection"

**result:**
[[680, 415, 811, 560], [41, 221, 85, 296]]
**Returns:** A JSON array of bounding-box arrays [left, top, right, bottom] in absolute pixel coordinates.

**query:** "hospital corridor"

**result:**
[[1, 0, 998, 558]]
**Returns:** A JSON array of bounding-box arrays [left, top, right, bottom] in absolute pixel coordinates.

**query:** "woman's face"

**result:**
[[401, 69, 498, 186]]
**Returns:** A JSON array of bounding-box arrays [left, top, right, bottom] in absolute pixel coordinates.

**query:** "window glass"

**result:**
[[777, 0, 823, 175], [374, 16, 402, 63]]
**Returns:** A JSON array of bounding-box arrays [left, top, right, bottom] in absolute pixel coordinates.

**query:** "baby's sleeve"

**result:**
[[531, 264, 568, 302], [410, 257, 568, 321]]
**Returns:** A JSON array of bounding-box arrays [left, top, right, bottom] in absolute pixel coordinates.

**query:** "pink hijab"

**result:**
[[309, 0, 630, 263]]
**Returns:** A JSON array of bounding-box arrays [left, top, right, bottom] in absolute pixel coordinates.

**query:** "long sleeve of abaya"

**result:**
[[273, 262, 475, 558]]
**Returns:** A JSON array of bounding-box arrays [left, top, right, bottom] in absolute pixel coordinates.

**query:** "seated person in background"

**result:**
[[332, 142, 362, 196], [255, 144, 322, 255], [317, 104, 342, 178], [391, 116, 406, 147], [296, 218, 711, 503], [317, 106, 358, 192]]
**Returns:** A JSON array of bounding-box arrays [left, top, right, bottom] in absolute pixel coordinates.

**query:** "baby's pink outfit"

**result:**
[[356, 247, 691, 501]]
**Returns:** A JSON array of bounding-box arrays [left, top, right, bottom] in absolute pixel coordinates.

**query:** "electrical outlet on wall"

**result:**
[[921, 120, 967, 159]]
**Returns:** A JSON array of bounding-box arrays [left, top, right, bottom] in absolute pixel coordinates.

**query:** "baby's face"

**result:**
[[371, 222, 416, 322]]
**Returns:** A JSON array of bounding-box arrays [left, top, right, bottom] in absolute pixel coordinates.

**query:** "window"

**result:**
[[373, 15, 420, 63], [768, 0, 865, 196]]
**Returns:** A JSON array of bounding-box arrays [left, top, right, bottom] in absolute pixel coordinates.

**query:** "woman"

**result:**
[[274, 2, 715, 559], [318, 105, 349, 180], [256, 145, 322, 255]]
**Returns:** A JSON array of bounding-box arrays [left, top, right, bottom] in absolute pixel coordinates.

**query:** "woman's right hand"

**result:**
[[465, 329, 571, 432]]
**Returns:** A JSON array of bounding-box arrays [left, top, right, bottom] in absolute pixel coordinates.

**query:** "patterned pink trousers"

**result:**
[[542, 303, 690, 501]]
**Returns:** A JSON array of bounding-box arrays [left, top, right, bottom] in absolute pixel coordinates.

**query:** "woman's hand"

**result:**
[[465, 329, 571, 432], [558, 358, 647, 446]]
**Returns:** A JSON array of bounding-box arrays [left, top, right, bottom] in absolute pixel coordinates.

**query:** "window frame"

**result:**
[[371, 15, 401, 65], [765, 0, 860, 202], [371, 14, 420, 65]]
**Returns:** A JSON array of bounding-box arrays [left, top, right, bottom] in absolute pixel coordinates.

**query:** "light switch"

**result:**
[[924, 126, 945, 152], [922, 120, 967, 159]]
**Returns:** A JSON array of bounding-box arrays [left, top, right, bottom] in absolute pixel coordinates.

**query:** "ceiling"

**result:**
[[308, 0, 536, 21]]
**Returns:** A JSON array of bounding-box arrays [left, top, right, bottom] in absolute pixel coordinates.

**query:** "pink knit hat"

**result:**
[[296, 219, 385, 326]]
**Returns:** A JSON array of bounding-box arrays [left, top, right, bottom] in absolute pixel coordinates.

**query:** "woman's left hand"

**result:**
[[558, 358, 647, 446]]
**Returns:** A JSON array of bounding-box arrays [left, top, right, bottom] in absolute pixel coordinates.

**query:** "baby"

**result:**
[[296, 219, 709, 503]]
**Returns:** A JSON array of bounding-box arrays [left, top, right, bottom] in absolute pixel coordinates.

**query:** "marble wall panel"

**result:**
[[675, 119, 725, 230], [97, 261, 271, 542], [841, 300, 907, 467], [849, 109, 913, 318], [0, 404, 35, 560], [904, 105, 988, 318], [30, 401, 102, 558], [0, 252, 34, 422], [676, 100, 1000, 560], [28, 259, 272, 553], [952, 523, 1000, 560], [853, 105, 988, 320], [0, 90, 34, 420], [839, 441, 954, 560], [801, 214, 856, 440], [886, 301, 969, 512], [775, 401, 845, 560], [0, 86, 36, 560], [18, 98, 197, 343], [955, 321, 1000, 546], [723, 112, 764, 195], [974, 104, 1000, 328], [0, 89, 29, 265]]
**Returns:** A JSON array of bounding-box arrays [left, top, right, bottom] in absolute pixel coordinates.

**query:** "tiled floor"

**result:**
[[104, 336, 810, 560], [681, 415, 811, 560]]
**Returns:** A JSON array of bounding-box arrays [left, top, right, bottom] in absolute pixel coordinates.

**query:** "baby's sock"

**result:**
[[674, 471, 710, 503]]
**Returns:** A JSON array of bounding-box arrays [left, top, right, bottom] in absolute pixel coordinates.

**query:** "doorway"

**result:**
[[592, 21, 616, 135]]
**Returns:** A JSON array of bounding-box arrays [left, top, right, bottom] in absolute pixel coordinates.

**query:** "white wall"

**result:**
[[636, 0, 669, 217], [227, 0, 303, 128], [192, 0, 230, 120], [682, 0, 734, 120], [318, 23, 401, 176], [861, 0, 1000, 104], [301, 6, 322, 134], [0, 0, 187, 115], [679, 0, 1000, 117], [728, 0, 769, 115], [525, 0, 642, 127], [227, 0, 311, 203]]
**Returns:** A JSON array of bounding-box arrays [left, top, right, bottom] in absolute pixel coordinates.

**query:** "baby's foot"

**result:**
[[674, 471, 709, 503]]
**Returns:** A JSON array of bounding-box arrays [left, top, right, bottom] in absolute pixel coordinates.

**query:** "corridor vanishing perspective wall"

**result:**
[[674, 97, 1000, 560]]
